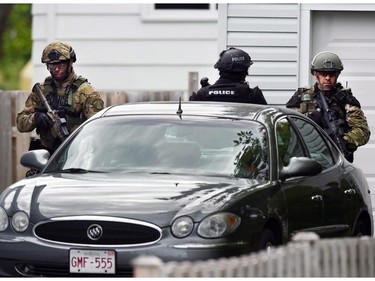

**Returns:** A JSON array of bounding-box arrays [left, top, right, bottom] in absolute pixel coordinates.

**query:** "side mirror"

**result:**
[[20, 149, 50, 171], [280, 157, 322, 180]]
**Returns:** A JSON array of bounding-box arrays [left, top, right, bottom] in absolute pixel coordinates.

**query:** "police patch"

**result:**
[[208, 90, 235, 95]]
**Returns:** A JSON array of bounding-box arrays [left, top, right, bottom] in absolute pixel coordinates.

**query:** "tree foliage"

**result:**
[[0, 4, 32, 90]]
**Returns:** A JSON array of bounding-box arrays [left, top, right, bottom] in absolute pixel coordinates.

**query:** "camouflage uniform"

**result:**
[[16, 41, 104, 155], [286, 82, 370, 162]]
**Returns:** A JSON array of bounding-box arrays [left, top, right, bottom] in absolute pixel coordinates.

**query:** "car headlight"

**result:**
[[0, 207, 9, 232], [197, 212, 241, 238], [171, 216, 194, 238], [11, 211, 29, 233]]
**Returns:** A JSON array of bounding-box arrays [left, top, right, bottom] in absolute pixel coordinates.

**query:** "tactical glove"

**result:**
[[34, 111, 52, 129], [35, 107, 48, 113], [57, 106, 81, 118]]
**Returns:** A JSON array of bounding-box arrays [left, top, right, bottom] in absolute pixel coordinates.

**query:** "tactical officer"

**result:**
[[286, 51, 370, 162], [189, 47, 267, 104], [17, 41, 104, 157]]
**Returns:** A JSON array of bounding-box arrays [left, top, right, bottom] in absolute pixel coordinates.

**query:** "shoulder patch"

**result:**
[[84, 91, 104, 117]]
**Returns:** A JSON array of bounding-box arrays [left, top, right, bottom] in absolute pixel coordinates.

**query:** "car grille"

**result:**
[[34, 219, 161, 245]]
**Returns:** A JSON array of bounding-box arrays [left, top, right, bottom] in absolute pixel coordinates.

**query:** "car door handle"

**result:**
[[344, 189, 356, 195], [311, 195, 323, 201]]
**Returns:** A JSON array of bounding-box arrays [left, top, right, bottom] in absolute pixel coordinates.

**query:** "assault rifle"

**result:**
[[33, 83, 70, 143], [318, 91, 349, 159]]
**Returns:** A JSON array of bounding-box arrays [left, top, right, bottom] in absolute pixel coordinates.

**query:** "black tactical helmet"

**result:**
[[214, 47, 253, 73], [310, 51, 343, 75]]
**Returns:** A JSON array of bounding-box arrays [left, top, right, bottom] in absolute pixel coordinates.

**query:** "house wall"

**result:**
[[31, 4, 219, 99], [218, 3, 300, 105]]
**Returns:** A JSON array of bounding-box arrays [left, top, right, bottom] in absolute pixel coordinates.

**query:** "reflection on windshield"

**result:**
[[45, 117, 269, 180]]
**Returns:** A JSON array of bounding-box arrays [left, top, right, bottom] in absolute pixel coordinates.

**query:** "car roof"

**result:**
[[98, 101, 298, 120]]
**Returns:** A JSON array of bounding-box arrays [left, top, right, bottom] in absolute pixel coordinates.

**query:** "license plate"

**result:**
[[69, 249, 115, 274]]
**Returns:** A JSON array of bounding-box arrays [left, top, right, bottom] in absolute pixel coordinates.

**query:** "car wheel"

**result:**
[[353, 220, 369, 237], [258, 228, 277, 251]]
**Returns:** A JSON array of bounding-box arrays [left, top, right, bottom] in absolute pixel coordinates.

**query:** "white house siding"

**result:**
[[31, 4, 218, 99], [219, 3, 300, 105]]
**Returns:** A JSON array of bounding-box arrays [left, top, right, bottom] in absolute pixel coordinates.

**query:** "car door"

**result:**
[[290, 116, 350, 237], [275, 117, 325, 237]]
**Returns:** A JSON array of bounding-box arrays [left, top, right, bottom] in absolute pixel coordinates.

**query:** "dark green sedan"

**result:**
[[0, 101, 372, 277]]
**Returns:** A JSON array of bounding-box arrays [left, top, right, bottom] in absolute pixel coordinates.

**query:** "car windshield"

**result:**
[[45, 116, 269, 180]]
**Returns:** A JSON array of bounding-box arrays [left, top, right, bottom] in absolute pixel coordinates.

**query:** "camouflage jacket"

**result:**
[[16, 72, 104, 152], [286, 83, 370, 159]]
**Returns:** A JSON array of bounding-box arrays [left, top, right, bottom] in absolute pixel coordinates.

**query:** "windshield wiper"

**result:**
[[56, 168, 105, 174]]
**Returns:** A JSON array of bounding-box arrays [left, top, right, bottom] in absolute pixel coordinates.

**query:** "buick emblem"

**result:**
[[87, 224, 103, 241]]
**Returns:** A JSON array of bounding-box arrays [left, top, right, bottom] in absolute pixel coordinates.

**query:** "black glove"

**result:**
[[56, 106, 81, 118], [308, 111, 322, 125], [34, 111, 52, 129], [35, 107, 48, 113]]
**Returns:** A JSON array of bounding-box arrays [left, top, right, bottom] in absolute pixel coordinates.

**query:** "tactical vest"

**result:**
[[286, 83, 360, 160], [43, 75, 88, 132]]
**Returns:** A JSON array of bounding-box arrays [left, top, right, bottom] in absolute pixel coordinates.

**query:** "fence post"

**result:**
[[12, 91, 32, 182], [0, 92, 12, 190], [291, 231, 320, 277], [187, 72, 199, 101], [132, 255, 163, 277]]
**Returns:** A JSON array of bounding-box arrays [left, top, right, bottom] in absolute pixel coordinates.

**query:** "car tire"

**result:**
[[353, 220, 369, 237], [258, 228, 277, 251]]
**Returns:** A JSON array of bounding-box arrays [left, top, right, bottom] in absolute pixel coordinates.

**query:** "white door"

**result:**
[[312, 11, 375, 197]]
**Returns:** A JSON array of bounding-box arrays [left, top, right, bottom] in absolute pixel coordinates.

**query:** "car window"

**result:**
[[45, 117, 270, 181], [275, 118, 305, 168], [290, 117, 334, 170]]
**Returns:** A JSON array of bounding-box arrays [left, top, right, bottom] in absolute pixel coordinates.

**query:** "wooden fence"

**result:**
[[0, 91, 30, 191], [132, 233, 375, 277]]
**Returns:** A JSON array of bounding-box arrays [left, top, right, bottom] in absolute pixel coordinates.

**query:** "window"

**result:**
[[141, 3, 218, 22], [275, 118, 305, 168], [46, 116, 269, 180], [291, 117, 334, 170], [155, 4, 211, 10]]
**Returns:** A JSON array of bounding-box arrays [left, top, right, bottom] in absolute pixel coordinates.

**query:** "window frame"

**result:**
[[275, 117, 307, 169], [289, 116, 336, 170], [140, 4, 218, 22]]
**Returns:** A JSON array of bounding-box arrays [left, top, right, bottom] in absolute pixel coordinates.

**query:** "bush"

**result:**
[[0, 4, 31, 90]]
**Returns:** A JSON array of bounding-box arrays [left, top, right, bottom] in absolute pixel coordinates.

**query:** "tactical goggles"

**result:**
[[47, 61, 69, 70]]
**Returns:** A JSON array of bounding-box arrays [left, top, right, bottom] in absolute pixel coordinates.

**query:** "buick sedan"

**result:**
[[0, 101, 372, 276]]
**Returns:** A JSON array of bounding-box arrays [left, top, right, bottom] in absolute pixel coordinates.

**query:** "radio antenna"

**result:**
[[176, 97, 183, 120]]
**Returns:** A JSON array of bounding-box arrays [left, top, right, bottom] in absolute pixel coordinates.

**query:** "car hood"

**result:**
[[2, 172, 264, 227]]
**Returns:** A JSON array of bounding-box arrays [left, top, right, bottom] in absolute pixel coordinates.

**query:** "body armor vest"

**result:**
[[43, 75, 88, 132]]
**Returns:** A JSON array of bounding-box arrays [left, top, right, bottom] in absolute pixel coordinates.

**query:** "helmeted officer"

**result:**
[[17, 41, 104, 157], [286, 51, 370, 162], [189, 47, 267, 104]]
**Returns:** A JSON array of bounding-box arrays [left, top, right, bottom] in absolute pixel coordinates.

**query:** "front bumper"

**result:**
[[0, 235, 250, 277]]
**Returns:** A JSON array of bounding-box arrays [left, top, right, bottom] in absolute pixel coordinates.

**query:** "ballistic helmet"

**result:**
[[214, 47, 253, 73], [41, 41, 77, 64], [310, 51, 343, 75]]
